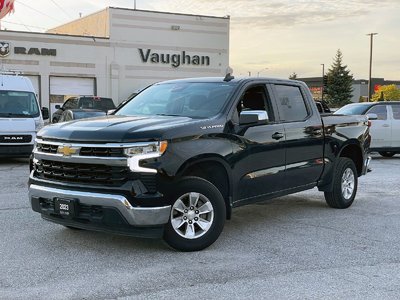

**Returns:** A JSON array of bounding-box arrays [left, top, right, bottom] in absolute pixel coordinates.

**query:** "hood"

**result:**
[[38, 115, 204, 142], [0, 118, 35, 133]]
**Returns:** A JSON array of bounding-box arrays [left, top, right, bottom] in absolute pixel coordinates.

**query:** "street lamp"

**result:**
[[367, 33, 378, 102], [321, 63, 325, 101], [257, 68, 269, 77]]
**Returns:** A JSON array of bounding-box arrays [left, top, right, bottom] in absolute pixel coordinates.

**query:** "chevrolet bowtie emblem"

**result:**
[[57, 145, 78, 156]]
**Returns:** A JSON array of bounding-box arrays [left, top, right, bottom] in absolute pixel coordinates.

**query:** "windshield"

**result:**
[[116, 82, 236, 118], [335, 104, 371, 115], [0, 91, 39, 118]]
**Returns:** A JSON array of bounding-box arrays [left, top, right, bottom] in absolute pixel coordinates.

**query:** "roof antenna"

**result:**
[[223, 66, 234, 82]]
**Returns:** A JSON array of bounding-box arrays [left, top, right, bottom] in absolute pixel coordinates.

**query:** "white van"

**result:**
[[0, 74, 49, 158]]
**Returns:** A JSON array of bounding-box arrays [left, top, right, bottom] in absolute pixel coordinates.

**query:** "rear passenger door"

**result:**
[[271, 83, 324, 189], [390, 104, 400, 148]]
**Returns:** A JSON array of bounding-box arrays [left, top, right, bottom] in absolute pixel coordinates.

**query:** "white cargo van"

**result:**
[[0, 74, 49, 158]]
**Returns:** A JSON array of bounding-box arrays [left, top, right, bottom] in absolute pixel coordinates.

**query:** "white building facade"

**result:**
[[0, 7, 230, 114]]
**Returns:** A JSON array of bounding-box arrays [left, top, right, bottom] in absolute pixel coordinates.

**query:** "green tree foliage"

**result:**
[[289, 72, 298, 80], [325, 49, 354, 107], [371, 84, 400, 101]]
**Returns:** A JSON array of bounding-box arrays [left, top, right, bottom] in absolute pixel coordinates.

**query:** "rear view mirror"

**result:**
[[239, 110, 269, 125], [41, 107, 49, 120], [367, 113, 378, 120]]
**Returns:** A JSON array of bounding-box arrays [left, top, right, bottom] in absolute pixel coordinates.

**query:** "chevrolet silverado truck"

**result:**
[[29, 77, 371, 251]]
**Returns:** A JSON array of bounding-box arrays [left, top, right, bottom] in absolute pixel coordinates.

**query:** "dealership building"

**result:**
[[0, 7, 230, 114]]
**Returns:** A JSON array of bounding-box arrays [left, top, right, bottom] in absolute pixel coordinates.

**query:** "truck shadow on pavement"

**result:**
[[46, 193, 330, 252]]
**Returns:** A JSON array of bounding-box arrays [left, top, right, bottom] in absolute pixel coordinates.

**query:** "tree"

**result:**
[[289, 72, 298, 80], [325, 49, 354, 107], [371, 84, 400, 102]]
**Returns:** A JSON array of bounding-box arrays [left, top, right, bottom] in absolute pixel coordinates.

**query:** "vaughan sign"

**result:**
[[138, 49, 210, 68]]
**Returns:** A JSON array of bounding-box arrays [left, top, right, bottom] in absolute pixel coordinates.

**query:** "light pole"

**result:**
[[321, 63, 325, 101], [367, 33, 378, 102], [257, 67, 269, 77]]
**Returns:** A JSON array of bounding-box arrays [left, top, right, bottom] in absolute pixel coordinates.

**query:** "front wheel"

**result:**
[[379, 151, 395, 158], [163, 177, 226, 252], [324, 158, 358, 209]]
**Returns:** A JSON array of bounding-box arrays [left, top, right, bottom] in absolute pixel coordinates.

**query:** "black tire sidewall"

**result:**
[[329, 158, 358, 208], [163, 176, 226, 252], [379, 151, 395, 158]]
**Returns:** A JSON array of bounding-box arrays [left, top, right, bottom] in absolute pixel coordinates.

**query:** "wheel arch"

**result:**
[[176, 155, 233, 219], [338, 141, 363, 176]]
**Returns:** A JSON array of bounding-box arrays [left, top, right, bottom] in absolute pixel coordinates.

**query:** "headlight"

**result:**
[[34, 119, 44, 132], [125, 141, 168, 173]]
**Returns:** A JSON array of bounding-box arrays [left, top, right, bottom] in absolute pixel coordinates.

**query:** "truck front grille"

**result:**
[[34, 160, 130, 186], [36, 143, 124, 157], [36, 143, 58, 153], [80, 147, 124, 157]]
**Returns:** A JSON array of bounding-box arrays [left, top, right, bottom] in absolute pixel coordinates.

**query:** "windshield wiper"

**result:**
[[155, 113, 183, 117], [0, 113, 32, 117]]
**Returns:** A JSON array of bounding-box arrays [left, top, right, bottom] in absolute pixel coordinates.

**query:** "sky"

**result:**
[[2, 0, 400, 80]]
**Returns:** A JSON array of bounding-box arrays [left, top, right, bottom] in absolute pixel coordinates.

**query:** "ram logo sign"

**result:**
[[0, 42, 10, 57]]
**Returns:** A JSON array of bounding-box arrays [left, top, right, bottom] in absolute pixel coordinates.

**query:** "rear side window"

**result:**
[[391, 105, 400, 120], [274, 85, 308, 122], [79, 98, 115, 110], [367, 105, 387, 120]]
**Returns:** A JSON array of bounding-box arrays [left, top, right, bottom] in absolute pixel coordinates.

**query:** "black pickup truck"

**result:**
[[29, 77, 371, 251]]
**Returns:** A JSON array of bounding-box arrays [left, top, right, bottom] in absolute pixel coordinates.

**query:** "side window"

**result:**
[[391, 105, 400, 120], [234, 85, 274, 123], [274, 85, 309, 122], [63, 99, 72, 109], [70, 99, 78, 108], [367, 105, 387, 120]]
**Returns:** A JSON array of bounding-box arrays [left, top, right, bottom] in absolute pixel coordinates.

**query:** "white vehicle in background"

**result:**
[[0, 73, 49, 158], [335, 101, 400, 157]]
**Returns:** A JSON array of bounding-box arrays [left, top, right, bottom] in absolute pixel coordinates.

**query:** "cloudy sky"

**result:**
[[2, 0, 400, 80]]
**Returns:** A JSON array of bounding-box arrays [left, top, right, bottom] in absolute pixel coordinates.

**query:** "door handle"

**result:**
[[382, 124, 390, 127], [272, 132, 284, 140]]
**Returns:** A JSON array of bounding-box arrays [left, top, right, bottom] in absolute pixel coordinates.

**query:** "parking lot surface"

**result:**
[[1, 154, 399, 299]]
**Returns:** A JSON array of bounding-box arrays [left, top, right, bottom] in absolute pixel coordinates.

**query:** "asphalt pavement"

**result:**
[[1, 154, 399, 299]]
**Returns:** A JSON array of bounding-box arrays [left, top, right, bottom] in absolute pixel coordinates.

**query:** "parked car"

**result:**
[[52, 96, 115, 123], [335, 101, 400, 157], [0, 73, 48, 158], [29, 77, 371, 251], [59, 109, 106, 122]]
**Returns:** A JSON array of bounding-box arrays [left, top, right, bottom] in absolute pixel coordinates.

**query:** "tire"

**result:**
[[163, 177, 226, 252], [379, 151, 395, 158], [324, 158, 358, 209]]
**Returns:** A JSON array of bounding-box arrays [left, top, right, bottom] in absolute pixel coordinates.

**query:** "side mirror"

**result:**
[[55, 104, 61, 109], [107, 109, 116, 115], [367, 113, 378, 120], [41, 107, 49, 120], [239, 110, 269, 125]]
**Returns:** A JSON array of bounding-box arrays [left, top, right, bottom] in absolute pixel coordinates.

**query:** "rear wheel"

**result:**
[[324, 158, 358, 209], [379, 151, 395, 158], [163, 177, 226, 252]]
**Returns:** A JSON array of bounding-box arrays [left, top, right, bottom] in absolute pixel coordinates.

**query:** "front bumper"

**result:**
[[0, 145, 34, 157], [29, 184, 171, 236]]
